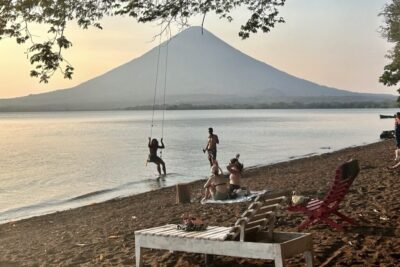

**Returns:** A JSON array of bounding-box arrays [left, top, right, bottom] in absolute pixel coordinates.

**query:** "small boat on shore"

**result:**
[[380, 130, 395, 139], [380, 114, 395, 119]]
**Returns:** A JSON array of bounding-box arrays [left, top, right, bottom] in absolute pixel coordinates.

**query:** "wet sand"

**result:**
[[0, 140, 399, 266]]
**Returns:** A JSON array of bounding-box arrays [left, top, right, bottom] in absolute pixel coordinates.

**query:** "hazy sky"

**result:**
[[0, 0, 394, 98]]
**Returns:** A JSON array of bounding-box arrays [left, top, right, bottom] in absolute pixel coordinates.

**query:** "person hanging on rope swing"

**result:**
[[148, 137, 166, 176]]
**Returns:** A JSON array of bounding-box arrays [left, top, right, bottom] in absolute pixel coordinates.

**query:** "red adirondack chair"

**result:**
[[287, 159, 360, 231]]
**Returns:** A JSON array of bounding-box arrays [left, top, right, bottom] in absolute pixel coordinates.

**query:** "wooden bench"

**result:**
[[135, 195, 314, 266]]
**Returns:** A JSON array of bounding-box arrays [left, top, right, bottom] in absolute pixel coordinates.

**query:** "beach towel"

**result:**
[[201, 190, 270, 204]]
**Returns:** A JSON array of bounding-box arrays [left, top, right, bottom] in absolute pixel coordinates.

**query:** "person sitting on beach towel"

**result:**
[[227, 154, 244, 199], [148, 137, 166, 176], [203, 159, 229, 201]]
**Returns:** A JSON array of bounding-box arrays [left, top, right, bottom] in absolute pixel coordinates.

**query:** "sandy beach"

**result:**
[[0, 140, 399, 266]]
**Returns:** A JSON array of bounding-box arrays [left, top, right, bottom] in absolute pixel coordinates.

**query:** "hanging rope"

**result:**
[[150, 31, 163, 139], [148, 28, 170, 160], [159, 32, 171, 159], [161, 35, 170, 139]]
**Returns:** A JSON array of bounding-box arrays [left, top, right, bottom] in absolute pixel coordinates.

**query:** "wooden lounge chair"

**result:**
[[135, 195, 314, 267], [287, 159, 360, 231]]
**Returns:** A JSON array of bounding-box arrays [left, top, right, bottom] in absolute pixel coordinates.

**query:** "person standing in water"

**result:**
[[203, 127, 219, 166], [148, 137, 166, 176]]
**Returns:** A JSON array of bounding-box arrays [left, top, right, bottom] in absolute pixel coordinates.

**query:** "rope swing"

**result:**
[[161, 36, 169, 140], [149, 29, 170, 159], [150, 33, 163, 139]]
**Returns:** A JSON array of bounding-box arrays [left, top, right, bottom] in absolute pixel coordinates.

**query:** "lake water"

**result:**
[[0, 109, 397, 223]]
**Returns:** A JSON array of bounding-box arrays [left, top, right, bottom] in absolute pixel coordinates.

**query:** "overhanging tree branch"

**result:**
[[0, 0, 286, 83], [380, 0, 400, 104]]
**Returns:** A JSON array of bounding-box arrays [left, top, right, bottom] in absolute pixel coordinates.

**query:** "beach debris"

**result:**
[[361, 164, 376, 170], [357, 187, 366, 195], [131, 216, 137, 220], [291, 191, 310, 205], [379, 216, 389, 221], [76, 243, 86, 247], [373, 209, 379, 213], [316, 189, 325, 199], [348, 241, 353, 246], [108, 235, 120, 239]]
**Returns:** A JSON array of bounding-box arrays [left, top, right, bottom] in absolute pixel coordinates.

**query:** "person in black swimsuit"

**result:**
[[148, 137, 166, 176]]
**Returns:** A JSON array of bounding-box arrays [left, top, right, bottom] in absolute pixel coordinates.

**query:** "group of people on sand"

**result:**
[[388, 112, 400, 170], [202, 127, 244, 201], [147, 127, 244, 201], [203, 154, 244, 201]]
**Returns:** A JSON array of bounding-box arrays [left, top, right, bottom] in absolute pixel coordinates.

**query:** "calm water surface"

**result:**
[[0, 109, 396, 223]]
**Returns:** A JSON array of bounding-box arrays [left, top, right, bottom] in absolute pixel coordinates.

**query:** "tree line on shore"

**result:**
[[125, 101, 397, 110]]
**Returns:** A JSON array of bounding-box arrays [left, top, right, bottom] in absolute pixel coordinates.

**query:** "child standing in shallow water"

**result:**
[[227, 154, 244, 198]]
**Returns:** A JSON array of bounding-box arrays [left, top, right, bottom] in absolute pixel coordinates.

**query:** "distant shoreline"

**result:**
[[0, 101, 397, 112], [126, 101, 397, 110]]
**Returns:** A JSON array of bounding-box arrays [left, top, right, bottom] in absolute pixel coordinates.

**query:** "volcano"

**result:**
[[0, 26, 394, 111]]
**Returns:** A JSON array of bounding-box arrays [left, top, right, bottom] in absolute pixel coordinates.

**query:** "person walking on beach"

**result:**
[[388, 112, 400, 170], [203, 127, 219, 166], [148, 137, 166, 176]]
